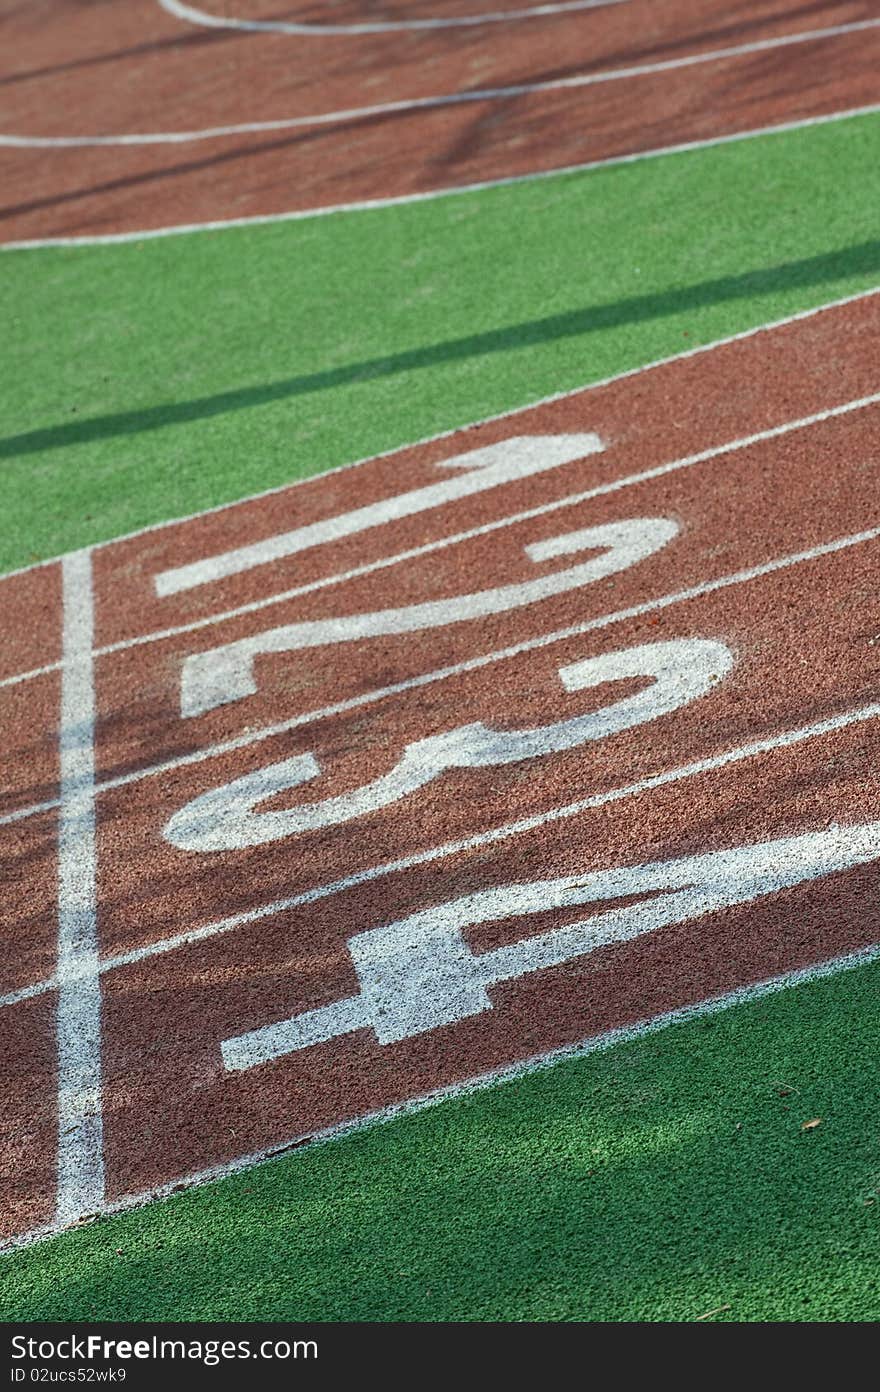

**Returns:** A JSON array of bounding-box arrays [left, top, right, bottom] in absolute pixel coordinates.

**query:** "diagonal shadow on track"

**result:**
[[1, 237, 879, 462]]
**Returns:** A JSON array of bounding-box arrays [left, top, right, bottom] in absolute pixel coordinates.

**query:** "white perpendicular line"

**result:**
[[4, 104, 880, 252], [55, 550, 105, 1225], [4, 692, 880, 1014], [3, 932, 880, 1256], [3, 19, 879, 148], [0, 287, 876, 590], [153, 434, 604, 596], [1, 514, 879, 835], [161, 0, 629, 35]]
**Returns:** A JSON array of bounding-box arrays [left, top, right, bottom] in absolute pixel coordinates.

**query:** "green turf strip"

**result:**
[[1, 111, 879, 574], [3, 959, 879, 1322]]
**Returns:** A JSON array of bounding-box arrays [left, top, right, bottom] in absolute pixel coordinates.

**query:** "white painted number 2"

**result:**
[[179, 515, 678, 717]]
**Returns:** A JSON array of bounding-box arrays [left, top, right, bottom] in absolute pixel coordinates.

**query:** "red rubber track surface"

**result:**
[[1, 0, 878, 240]]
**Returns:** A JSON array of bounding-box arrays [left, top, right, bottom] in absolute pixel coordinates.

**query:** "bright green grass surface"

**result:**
[[3, 960, 879, 1322], [1, 111, 880, 573]]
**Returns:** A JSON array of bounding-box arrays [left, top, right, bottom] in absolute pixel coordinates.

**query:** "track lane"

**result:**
[[1, 0, 876, 239]]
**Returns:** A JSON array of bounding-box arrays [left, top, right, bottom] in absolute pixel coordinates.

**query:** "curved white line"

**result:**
[[159, 0, 629, 36], [2, 18, 878, 147]]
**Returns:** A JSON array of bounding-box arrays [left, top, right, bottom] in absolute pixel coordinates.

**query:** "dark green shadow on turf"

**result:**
[[3, 237, 879, 462]]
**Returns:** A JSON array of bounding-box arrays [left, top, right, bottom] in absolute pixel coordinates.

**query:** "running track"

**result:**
[[2, 0, 880, 242], [3, 289, 880, 1244]]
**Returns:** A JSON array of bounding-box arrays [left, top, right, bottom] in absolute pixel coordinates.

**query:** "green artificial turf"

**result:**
[[0, 109, 879, 573], [2, 958, 879, 1322]]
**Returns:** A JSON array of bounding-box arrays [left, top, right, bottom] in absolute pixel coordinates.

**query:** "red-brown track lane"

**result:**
[[5, 0, 865, 139], [0, 0, 876, 239], [89, 290, 880, 647], [0, 563, 61, 814], [101, 709, 880, 1199], [79, 293, 880, 782], [90, 403, 880, 782], [0, 812, 59, 997], [0, 993, 58, 1240], [0, 673, 61, 817], [0, 563, 61, 680], [94, 534, 880, 960]]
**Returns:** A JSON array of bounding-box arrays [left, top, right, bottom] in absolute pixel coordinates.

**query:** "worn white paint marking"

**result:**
[[55, 551, 104, 1225], [0, 288, 875, 585], [6, 694, 880, 1011], [2, 515, 879, 833], [5, 934, 880, 1255], [180, 516, 678, 715], [165, 638, 730, 850], [4, 20, 878, 149], [154, 434, 603, 596], [161, 0, 628, 35], [0, 659, 62, 692], [224, 821, 880, 1067], [108, 696, 880, 973]]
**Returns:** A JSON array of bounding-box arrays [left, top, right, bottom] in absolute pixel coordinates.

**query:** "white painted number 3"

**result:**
[[164, 637, 731, 850]]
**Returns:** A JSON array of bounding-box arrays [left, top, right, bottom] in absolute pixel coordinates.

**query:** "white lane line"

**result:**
[[1, 384, 878, 696], [0, 978, 57, 1009], [5, 102, 879, 252], [6, 692, 879, 1011], [1, 287, 876, 587], [54, 551, 105, 1225], [103, 697, 880, 972], [3, 20, 878, 148], [0, 797, 62, 828], [0, 659, 62, 690], [9, 693, 880, 1008], [161, 0, 628, 35], [4, 931, 879, 1255], [1, 516, 878, 834], [154, 434, 605, 596]]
